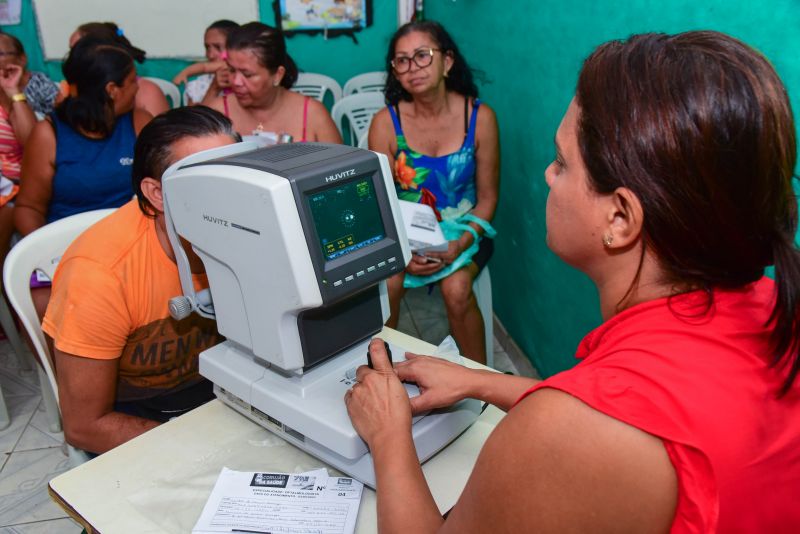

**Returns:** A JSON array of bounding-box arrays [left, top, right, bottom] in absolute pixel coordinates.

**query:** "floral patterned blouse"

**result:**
[[388, 98, 480, 221]]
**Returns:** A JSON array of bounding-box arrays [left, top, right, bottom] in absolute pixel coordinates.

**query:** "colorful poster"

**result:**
[[0, 0, 21, 25], [277, 0, 370, 32]]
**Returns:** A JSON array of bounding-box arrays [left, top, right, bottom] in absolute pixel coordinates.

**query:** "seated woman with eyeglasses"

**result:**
[[368, 21, 500, 364], [347, 31, 800, 532], [207, 22, 341, 145]]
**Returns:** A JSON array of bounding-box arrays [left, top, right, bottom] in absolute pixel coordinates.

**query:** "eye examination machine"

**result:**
[[162, 142, 481, 487]]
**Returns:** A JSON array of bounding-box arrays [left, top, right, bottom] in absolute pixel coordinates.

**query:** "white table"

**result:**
[[49, 328, 504, 533]]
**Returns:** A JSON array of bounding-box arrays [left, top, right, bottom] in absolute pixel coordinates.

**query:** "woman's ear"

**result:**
[[604, 187, 644, 250], [444, 51, 455, 76], [105, 80, 118, 101], [140, 177, 164, 213], [274, 65, 286, 87]]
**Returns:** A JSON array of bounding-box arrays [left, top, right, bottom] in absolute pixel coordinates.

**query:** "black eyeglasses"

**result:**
[[391, 48, 440, 74]]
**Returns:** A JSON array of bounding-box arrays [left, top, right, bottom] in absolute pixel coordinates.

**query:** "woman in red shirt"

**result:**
[[346, 31, 800, 532]]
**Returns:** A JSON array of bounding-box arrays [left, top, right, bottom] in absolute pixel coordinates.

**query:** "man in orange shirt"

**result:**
[[43, 106, 239, 454]]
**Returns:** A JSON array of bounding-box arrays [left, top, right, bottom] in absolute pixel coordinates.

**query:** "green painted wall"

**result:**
[[424, 1, 800, 377], [2, 0, 395, 86]]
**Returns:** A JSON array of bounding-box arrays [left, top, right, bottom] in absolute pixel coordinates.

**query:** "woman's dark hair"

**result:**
[[132, 106, 239, 216], [57, 37, 134, 137], [76, 22, 147, 63], [384, 20, 478, 105], [225, 22, 298, 89], [575, 31, 800, 394], [0, 32, 24, 56], [207, 19, 239, 35]]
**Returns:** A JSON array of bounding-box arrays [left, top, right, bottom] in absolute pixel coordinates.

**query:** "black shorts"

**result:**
[[114, 378, 215, 423], [471, 237, 494, 273]]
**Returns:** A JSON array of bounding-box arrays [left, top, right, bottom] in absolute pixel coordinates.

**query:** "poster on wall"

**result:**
[[274, 0, 371, 40], [0, 0, 22, 25]]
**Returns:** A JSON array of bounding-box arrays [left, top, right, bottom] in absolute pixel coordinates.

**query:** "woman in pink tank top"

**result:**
[[345, 31, 800, 533], [208, 22, 341, 144]]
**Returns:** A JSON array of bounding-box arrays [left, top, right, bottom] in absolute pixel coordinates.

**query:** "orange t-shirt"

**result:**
[[42, 200, 223, 402]]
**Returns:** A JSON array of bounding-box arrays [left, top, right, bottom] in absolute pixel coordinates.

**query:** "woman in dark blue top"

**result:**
[[368, 21, 500, 364], [15, 36, 151, 236]]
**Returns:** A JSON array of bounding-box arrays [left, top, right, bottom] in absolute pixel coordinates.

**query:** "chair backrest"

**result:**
[[358, 132, 370, 149], [331, 92, 386, 146], [292, 73, 343, 106], [143, 77, 181, 108], [343, 71, 387, 96], [3, 209, 116, 402]]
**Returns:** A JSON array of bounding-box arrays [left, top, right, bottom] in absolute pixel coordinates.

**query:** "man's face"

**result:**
[[158, 133, 236, 272]]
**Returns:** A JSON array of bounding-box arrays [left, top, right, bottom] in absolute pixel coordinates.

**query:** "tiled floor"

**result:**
[[0, 287, 537, 532], [0, 346, 81, 533]]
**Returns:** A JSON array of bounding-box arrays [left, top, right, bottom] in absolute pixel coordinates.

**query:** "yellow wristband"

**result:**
[[11, 93, 26, 103]]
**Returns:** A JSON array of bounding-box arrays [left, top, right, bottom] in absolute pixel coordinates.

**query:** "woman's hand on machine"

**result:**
[[345, 339, 412, 446], [394, 353, 473, 413]]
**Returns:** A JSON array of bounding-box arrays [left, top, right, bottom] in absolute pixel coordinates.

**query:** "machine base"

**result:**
[[201, 338, 481, 488]]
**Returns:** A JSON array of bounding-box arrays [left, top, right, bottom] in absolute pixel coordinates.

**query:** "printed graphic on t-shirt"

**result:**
[[117, 315, 223, 401]]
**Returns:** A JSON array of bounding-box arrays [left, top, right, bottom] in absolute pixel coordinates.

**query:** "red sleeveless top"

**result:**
[[516, 277, 800, 533]]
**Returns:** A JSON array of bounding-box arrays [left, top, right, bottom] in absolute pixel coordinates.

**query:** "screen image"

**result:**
[[307, 176, 385, 261]]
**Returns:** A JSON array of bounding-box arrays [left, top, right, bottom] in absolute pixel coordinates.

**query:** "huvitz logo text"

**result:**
[[202, 214, 229, 227], [324, 169, 356, 183]]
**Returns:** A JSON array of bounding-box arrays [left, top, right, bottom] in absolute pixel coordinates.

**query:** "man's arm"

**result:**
[[54, 347, 159, 454]]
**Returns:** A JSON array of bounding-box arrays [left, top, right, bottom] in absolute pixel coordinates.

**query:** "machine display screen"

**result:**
[[307, 175, 386, 261]]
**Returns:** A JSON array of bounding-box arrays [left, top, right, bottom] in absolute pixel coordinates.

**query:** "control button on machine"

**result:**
[[345, 275, 354, 282], [356, 270, 365, 277], [333, 280, 343, 287]]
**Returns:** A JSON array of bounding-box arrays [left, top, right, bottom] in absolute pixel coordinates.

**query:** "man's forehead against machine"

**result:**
[[162, 142, 479, 487]]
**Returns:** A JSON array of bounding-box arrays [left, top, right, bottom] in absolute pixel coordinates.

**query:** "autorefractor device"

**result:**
[[162, 142, 481, 487]]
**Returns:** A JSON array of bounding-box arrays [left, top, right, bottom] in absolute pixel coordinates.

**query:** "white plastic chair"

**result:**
[[4, 208, 116, 466], [358, 132, 369, 149], [0, 291, 31, 430], [332, 92, 386, 147], [292, 73, 343, 105], [473, 266, 494, 368], [143, 77, 181, 108], [343, 71, 387, 96]]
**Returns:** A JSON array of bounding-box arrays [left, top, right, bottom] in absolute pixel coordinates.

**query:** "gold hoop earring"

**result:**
[[602, 234, 613, 247]]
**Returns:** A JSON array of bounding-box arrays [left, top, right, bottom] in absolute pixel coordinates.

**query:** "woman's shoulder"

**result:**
[[205, 93, 226, 112], [136, 78, 160, 95], [468, 387, 677, 531], [473, 99, 498, 140], [302, 93, 330, 115], [135, 79, 169, 116]]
